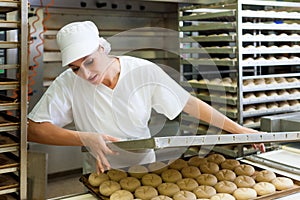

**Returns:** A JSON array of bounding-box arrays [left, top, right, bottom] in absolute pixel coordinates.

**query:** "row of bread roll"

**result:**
[[243, 77, 299, 87], [244, 44, 300, 49], [243, 117, 261, 125], [244, 89, 299, 99], [244, 100, 300, 111], [243, 56, 300, 62], [244, 33, 300, 38], [188, 77, 237, 86], [88, 155, 294, 199]]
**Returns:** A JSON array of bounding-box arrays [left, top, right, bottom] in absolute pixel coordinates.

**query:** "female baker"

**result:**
[[27, 21, 264, 174]]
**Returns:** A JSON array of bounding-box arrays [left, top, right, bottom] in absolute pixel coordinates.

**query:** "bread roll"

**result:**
[[135, 186, 158, 200], [199, 162, 219, 174], [148, 161, 168, 175], [214, 181, 237, 194], [193, 185, 216, 199], [210, 193, 235, 200], [188, 156, 207, 167], [107, 169, 127, 182], [254, 78, 265, 85], [168, 158, 188, 170], [110, 190, 134, 200], [161, 169, 182, 183], [141, 173, 162, 188], [234, 164, 255, 176], [181, 166, 201, 178], [206, 154, 226, 165], [271, 177, 294, 190], [253, 182, 276, 195], [176, 178, 198, 191], [173, 190, 197, 200], [221, 159, 240, 170], [128, 165, 148, 179], [215, 169, 236, 181], [119, 177, 141, 192], [233, 188, 257, 200], [157, 182, 180, 197], [99, 180, 121, 196], [234, 175, 255, 188], [150, 195, 172, 200], [255, 170, 276, 182], [196, 174, 218, 186], [88, 172, 109, 187]]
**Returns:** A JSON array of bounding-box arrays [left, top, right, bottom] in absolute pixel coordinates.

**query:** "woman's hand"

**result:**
[[78, 132, 119, 173], [237, 126, 266, 153]]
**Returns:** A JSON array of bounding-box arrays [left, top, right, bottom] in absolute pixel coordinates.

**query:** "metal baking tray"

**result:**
[[0, 152, 19, 174], [80, 156, 300, 200], [107, 132, 300, 151], [242, 23, 300, 31], [0, 21, 19, 29], [0, 1, 19, 13], [180, 22, 236, 32], [198, 94, 237, 105], [241, 59, 300, 67], [242, 35, 300, 42], [243, 82, 300, 92], [180, 34, 236, 43], [0, 41, 18, 49], [0, 78, 19, 90], [0, 173, 19, 195], [179, 10, 235, 21], [181, 47, 236, 54], [243, 93, 300, 105], [181, 58, 237, 67], [181, 81, 237, 93], [0, 95, 19, 111], [0, 132, 18, 153], [241, 47, 300, 54], [243, 105, 300, 118]]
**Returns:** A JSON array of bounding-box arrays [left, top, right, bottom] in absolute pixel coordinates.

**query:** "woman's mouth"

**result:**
[[88, 74, 99, 84]]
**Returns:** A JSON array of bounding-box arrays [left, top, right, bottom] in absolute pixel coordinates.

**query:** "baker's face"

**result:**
[[68, 47, 111, 85]]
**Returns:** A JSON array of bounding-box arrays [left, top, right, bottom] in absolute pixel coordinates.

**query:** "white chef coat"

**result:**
[[28, 56, 190, 170]]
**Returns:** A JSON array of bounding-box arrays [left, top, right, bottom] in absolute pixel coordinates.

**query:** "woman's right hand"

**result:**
[[78, 132, 119, 173]]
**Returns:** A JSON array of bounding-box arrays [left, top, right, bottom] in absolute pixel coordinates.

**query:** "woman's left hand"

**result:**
[[238, 126, 266, 153]]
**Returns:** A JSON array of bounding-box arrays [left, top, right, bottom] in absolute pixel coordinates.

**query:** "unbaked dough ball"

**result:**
[[188, 156, 207, 167], [255, 170, 276, 182], [193, 185, 216, 199], [150, 195, 172, 200], [173, 190, 197, 200], [257, 104, 267, 110], [210, 193, 235, 200], [199, 162, 219, 174], [107, 169, 127, 182], [234, 175, 256, 188], [253, 182, 276, 195], [157, 182, 180, 197], [255, 92, 267, 98], [119, 177, 141, 192], [161, 169, 182, 183], [214, 181, 237, 194], [279, 101, 289, 107], [134, 186, 158, 200], [168, 158, 188, 170], [234, 164, 255, 176], [196, 174, 218, 186], [254, 78, 265, 85], [206, 154, 226, 165], [176, 178, 199, 191], [128, 165, 149, 179], [233, 188, 257, 200], [215, 169, 236, 181], [148, 161, 168, 175], [221, 159, 240, 170], [244, 93, 256, 99], [271, 177, 294, 190], [88, 172, 109, 187], [110, 190, 134, 200], [141, 173, 162, 188], [99, 180, 121, 197], [181, 166, 201, 178]]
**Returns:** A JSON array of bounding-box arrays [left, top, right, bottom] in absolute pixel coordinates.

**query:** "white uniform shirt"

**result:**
[[28, 56, 190, 168]]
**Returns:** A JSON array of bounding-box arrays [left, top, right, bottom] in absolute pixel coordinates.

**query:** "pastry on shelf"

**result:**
[[257, 104, 267, 110], [198, 79, 209, 84], [244, 118, 254, 125], [266, 91, 278, 96], [265, 77, 276, 84], [278, 101, 290, 107], [255, 92, 267, 98], [244, 105, 256, 112], [254, 78, 266, 85], [275, 77, 287, 84], [286, 77, 299, 83], [267, 102, 279, 109], [244, 92, 256, 99], [288, 100, 299, 106], [278, 90, 289, 96], [288, 88, 300, 94], [243, 79, 254, 87]]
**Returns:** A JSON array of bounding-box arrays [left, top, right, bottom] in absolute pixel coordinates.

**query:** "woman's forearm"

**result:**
[[183, 96, 248, 134], [27, 119, 83, 146]]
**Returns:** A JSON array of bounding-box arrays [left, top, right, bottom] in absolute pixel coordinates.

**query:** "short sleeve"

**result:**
[[151, 66, 190, 120], [28, 70, 74, 127]]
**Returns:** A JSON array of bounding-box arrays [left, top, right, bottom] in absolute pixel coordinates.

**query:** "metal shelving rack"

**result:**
[[0, 0, 28, 199], [179, 0, 300, 130]]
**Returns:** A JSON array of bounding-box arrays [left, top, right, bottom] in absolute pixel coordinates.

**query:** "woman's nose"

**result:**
[[78, 66, 90, 79]]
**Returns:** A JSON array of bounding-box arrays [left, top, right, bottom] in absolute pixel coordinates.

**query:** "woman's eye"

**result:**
[[83, 58, 94, 67], [71, 67, 79, 73]]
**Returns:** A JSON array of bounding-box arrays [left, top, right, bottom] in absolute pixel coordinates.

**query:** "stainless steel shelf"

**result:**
[[241, 59, 300, 67], [243, 94, 300, 105], [243, 82, 300, 92], [181, 81, 237, 93], [243, 105, 300, 118], [182, 58, 237, 67], [242, 35, 300, 42], [109, 132, 300, 151], [241, 47, 300, 54], [242, 23, 300, 31], [181, 47, 236, 54], [198, 94, 237, 105], [180, 35, 236, 43]]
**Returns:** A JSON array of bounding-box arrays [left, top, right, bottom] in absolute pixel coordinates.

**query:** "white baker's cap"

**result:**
[[56, 21, 111, 67]]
